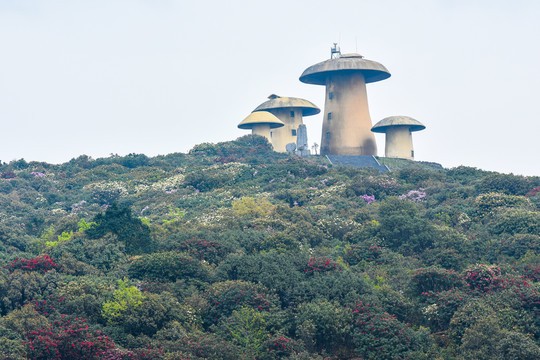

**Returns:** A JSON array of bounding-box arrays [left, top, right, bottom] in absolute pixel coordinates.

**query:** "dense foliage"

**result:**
[[0, 135, 539, 359]]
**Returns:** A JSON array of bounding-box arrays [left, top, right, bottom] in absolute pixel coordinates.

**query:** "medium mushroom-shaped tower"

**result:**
[[252, 94, 320, 152], [371, 116, 426, 160], [300, 47, 391, 156], [238, 111, 285, 145]]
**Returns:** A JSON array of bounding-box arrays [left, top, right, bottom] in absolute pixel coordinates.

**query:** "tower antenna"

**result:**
[[331, 43, 341, 59]]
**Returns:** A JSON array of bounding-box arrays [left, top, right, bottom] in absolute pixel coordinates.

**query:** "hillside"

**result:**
[[0, 135, 539, 360]]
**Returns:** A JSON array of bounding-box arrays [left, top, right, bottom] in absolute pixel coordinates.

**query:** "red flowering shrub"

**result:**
[[8, 255, 59, 274], [305, 257, 342, 274], [526, 186, 540, 197], [203, 280, 278, 325], [0, 171, 16, 179], [25, 318, 114, 359], [518, 264, 540, 282]]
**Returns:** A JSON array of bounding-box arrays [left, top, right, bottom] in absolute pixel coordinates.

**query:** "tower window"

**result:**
[[270, 132, 273, 138], [292, 129, 297, 136], [326, 132, 331, 140], [328, 112, 332, 120], [329, 92, 333, 100], [290, 111, 295, 118]]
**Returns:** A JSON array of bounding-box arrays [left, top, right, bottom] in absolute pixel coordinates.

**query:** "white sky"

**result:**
[[1, 0, 539, 175]]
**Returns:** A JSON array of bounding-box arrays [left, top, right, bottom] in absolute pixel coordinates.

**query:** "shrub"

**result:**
[[347, 175, 401, 199], [294, 300, 353, 355], [475, 192, 532, 218], [345, 241, 385, 265], [305, 257, 342, 275], [128, 251, 208, 282], [351, 301, 426, 360], [203, 281, 279, 325], [231, 196, 274, 218], [7, 254, 59, 274], [25, 318, 114, 360], [476, 173, 532, 196], [491, 208, 540, 236], [177, 238, 229, 264], [261, 334, 305, 360], [461, 264, 502, 293], [499, 234, 540, 259], [408, 267, 463, 297]]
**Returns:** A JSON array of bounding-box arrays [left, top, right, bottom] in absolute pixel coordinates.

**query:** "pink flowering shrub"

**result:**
[[461, 264, 502, 292], [399, 188, 427, 202], [305, 257, 342, 274], [25, 318, 114, 360], [360, 194, 376, 204], [8, 254, 59, 274]]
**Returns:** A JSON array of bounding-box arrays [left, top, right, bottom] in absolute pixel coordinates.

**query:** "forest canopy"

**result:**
[[0, 135, 539, 359]]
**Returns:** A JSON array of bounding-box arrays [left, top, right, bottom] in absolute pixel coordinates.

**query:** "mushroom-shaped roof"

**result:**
[[371, 116, 426, 133], [238, 111, 285, 130], [253, 94, 320, 116], [300, 53, 391, 85]]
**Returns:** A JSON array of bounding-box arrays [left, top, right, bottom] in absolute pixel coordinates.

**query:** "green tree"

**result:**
[[86, 203, 153, 254], [221, 307, 268, 359], [102, 279, 144, 325]]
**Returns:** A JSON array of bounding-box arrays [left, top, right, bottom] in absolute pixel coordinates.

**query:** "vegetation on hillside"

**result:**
[[0, 135, 539, 359]]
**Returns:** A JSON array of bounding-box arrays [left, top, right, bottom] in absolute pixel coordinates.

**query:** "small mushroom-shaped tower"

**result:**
[[238, 111, 285, 145], [371, 116, 426, 160], [300, 48, 391, 156], [252, 94, 320, 152]]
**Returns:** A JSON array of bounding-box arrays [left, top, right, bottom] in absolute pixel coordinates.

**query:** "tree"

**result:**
[[86, 204, 153, 254]]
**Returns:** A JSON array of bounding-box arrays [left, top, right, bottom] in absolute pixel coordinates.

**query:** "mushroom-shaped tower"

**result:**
[[300, 49, 391, 156], [252, 94, 320, 152], [238, 111, 285, 145], [371, 116, 426, 160]]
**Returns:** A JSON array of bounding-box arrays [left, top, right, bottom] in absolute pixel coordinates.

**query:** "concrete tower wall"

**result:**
[[385, 127, 414, 159], [251, 124, 273, 143], [266, 108, 303, 152], [321, 72, 377, 156]]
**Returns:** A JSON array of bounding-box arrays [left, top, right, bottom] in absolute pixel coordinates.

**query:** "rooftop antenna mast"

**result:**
[[331, 43, 341, 59]]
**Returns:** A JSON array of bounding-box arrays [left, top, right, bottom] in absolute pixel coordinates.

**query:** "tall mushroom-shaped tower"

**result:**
[[300, 48, 390, 156], [238, 111, 285, 145], [371, 116, 425, 160], [252, 94, 320, 153]]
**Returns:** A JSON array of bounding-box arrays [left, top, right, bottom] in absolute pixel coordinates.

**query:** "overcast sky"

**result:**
[[1, 1, 539, 175]]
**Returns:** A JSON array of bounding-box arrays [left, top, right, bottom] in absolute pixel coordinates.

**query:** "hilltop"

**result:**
[[0, 135, 539, 360]]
